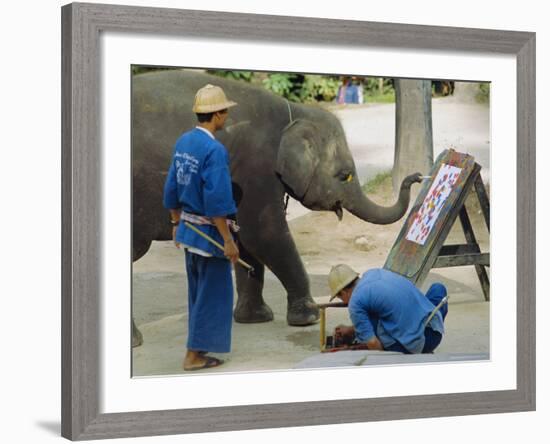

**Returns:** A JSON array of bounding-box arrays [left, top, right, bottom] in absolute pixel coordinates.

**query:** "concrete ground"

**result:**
[[132, 198, 490, 377], [132, 240, 489, 376], [132, 96, 490, 377]]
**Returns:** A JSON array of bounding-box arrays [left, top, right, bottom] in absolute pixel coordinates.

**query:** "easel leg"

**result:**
[[459, 206, 490, 301], [320, 308, 326, 351], [474, 174, 490, 232]]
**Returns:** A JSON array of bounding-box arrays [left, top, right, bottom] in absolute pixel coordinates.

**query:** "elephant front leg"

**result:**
[[266, 244, 320, 326], [239, 227, 319, 326], [132, 318, 143, 347], [233, 243, 273, 323]]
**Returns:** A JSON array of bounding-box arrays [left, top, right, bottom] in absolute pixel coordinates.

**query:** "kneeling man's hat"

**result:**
[[328, 264, 359, 301]]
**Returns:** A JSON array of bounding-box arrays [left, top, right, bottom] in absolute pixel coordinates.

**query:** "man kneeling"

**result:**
[[328, 265, 448, 354]]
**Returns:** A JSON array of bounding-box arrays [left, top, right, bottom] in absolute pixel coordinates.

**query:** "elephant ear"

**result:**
[[276, 119, 320, 200]]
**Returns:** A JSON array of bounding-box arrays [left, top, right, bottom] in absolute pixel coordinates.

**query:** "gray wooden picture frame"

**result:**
[[61, 2, 536, 440]]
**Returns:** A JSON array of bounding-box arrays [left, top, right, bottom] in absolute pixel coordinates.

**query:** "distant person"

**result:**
[[163, 84, 239, 371], [328, 265, 448, 353], [336, 76, 363, 104]]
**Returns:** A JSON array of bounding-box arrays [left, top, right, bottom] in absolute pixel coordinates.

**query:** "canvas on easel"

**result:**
[[384, 149, 490, 300]]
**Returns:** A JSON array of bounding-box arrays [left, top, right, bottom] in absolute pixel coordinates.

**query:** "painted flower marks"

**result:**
[[406, 164, 462, 245]]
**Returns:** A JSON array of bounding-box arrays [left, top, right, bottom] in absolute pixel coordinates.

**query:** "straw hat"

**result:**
[[192, 84, 237, 113], [328, 264, 359, 300]]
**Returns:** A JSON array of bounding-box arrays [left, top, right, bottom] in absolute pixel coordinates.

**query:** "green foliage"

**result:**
[[209, 71, 397, 104], [131, 66, 399, 105], [477, 83, 491, 103], [363, 77, 393, 95], [131, 66, 175, 76], [364, 91, 396, 103], [206, 70, 253, 82], [361, 78, 395, 103], [299, 75, 340, 102], [362, 171, 392, 194], [262, 73, 301, 101], [262, 73, 341, 103]]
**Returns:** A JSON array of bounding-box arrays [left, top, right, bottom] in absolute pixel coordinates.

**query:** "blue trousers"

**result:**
[[385, 283, 448, 354], [425, 283, 448, 321], [185, 251, 233, 353]]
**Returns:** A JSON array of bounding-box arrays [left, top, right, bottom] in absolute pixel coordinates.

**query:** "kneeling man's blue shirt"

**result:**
[[348, 269, 444, 353]]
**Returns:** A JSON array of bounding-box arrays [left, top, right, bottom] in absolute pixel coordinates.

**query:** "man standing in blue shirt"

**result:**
[[163, 84, 239, 371], [328, 265, 448, 354]]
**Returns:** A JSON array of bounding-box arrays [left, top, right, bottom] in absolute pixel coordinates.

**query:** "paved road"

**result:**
[[333, 98, 490, 182], [286, 97, 490, 220]]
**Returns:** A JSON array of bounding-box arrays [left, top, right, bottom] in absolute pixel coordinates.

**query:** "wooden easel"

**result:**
[[384, 150, 490, 301], [416, 169, 490, 301]]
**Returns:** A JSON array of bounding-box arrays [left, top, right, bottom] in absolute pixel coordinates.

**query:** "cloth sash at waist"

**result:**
[[180, 211, 240, 233]]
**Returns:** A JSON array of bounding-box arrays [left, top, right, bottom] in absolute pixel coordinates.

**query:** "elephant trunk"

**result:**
[[343, 173, 421, 225]]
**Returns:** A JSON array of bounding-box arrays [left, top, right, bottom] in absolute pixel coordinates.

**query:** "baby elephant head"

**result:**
[[276, 117, 421, 224]]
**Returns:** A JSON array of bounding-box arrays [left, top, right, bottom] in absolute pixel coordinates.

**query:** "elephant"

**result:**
[[132, 69, 422, 329]]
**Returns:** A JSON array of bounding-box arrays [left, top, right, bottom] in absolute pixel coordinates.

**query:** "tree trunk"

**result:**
[[393, 79, 433, 197]]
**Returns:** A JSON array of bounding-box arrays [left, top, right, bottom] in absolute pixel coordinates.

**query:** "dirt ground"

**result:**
[[132, 97, 490, 376], [132, 176, 490, 377]]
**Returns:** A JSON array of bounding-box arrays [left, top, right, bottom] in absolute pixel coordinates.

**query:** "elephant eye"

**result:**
[[338, 172, 353, 183]]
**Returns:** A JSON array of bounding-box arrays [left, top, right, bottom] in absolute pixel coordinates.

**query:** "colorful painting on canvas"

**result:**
[[406, 164, 462, 245], [384, 149, 478, 280]]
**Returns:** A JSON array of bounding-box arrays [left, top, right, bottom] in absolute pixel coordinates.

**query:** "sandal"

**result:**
[[184, 356, 224, 371]]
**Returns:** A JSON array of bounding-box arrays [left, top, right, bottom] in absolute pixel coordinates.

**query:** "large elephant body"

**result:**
[[133, 70, 420, 326]]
